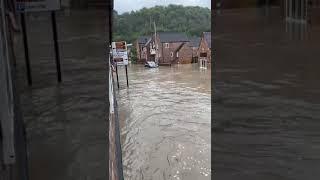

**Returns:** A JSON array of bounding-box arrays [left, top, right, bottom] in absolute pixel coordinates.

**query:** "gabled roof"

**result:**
[[189, 37, 201, 47], [144, 36, 153, 46], [137, 36, 150, 44], [157, 32, 189, 43], [175, 42, 187, 53], [203, 32, 211, 49]]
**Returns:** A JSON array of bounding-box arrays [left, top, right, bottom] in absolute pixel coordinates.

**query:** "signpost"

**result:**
[[17, 0, 62, 85], [112, 41, 129, 88]]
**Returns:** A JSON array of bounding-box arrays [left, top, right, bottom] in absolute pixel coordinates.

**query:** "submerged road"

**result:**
[[115, 64, 211, 180]]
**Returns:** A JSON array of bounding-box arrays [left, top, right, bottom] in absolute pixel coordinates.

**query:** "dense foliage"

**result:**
[[113, 5, 211, 43], [130, 46, 138, 63]]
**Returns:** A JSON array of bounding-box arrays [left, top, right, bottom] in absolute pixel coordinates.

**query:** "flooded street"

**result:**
[[14, 10, 109, 180], [213, 9, 320, 180], [116, 64, 211, 180]]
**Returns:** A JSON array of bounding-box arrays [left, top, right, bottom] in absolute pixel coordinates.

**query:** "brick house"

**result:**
[[198, 32, 211, 67], [146, 32, 192, 65], [189, 37, 201, 63], [135, 36, 150, 64]]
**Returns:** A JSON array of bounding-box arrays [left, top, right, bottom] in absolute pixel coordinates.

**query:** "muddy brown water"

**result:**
[[115, 64, 211, 180]]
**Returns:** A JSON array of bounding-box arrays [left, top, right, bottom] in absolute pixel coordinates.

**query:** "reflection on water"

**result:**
[[116, 64, 211, 180], [214, 8, 320, 180]]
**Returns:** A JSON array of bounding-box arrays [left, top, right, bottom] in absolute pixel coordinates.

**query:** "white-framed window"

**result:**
[[170, 52, 173, 57], [165, 43, 169, 48], [176, 52, 179, 57]]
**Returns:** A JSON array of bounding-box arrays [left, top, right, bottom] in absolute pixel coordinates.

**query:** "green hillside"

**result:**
[[112, 5, 211, 43]]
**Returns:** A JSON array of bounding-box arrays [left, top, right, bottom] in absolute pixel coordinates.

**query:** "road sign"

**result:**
[[112, 41, 129, 66], [16, 0, 60, 12]]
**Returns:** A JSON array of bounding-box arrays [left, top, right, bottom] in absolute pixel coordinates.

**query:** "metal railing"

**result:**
[[109, 56, 124, 180]]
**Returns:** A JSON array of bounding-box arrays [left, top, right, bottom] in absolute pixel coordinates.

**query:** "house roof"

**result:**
[[137, 36, 150, 44], [175, 42, 187, 53], [189, 37, 201, 47], [158, 32, 189, 43], [144, 36, 153, 46], [203, 32, 211, 49]]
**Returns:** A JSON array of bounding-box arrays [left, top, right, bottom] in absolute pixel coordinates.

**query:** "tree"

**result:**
[[130, 46, 138, 63], [113, 5, 211, 43]]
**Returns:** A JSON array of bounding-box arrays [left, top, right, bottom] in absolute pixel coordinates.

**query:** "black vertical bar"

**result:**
[[20, 13, 32, 86], [125, 65, 129, 87], [116, 64, 119, 89], [51, 11, 62, 83]]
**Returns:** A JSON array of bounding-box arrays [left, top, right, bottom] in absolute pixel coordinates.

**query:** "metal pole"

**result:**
[[125, 65, 129, 87], [20, 13, 32, 86], [51, 11, 62, 83], [115, 64, 119, 89]]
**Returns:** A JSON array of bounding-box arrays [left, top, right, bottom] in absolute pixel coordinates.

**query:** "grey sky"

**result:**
[[114, 0, 211, 14]]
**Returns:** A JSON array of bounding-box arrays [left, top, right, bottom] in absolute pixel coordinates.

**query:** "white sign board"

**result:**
[[112, 41, 129, 66], [16, 0, 61, 12]]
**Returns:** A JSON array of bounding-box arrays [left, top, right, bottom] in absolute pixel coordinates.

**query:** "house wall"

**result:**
[[199, 35, 211, 63], [135, 41, 147, 64], [177, 44, 193, 64], [157, 41, 184, 64], [192, 47, 199, 57]]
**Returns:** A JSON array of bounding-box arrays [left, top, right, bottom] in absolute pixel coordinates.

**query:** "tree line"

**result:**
[[112, 4, 211, 43]]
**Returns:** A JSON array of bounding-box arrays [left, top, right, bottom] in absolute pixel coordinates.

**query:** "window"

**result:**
[[200, 53, 207, 57], [159, 53, 161, 57], [165, 43, 169, 48], [176, 52, 179, 57], [170, 52, 173, 57]]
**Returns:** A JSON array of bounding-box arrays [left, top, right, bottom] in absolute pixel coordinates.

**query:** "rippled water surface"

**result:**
[[116, 64, 211, 180]]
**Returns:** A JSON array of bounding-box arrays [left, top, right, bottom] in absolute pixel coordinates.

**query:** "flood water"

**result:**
[[213, 9, 320, 180], [115, 64, 211, 180]]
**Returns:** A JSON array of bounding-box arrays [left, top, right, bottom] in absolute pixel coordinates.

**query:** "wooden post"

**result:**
[[125, 65, 129, 87], [115, 64, 119, 89]]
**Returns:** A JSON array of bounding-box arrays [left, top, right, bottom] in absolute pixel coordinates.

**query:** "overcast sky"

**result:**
[[114, 0, 211, 14]]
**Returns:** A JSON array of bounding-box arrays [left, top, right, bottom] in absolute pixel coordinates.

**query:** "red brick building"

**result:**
[[198, 32, 211, 66], [148, 32, 193, 65]]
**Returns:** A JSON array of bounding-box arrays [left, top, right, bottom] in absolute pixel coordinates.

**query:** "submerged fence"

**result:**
[[109, 57, 124, 180]]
